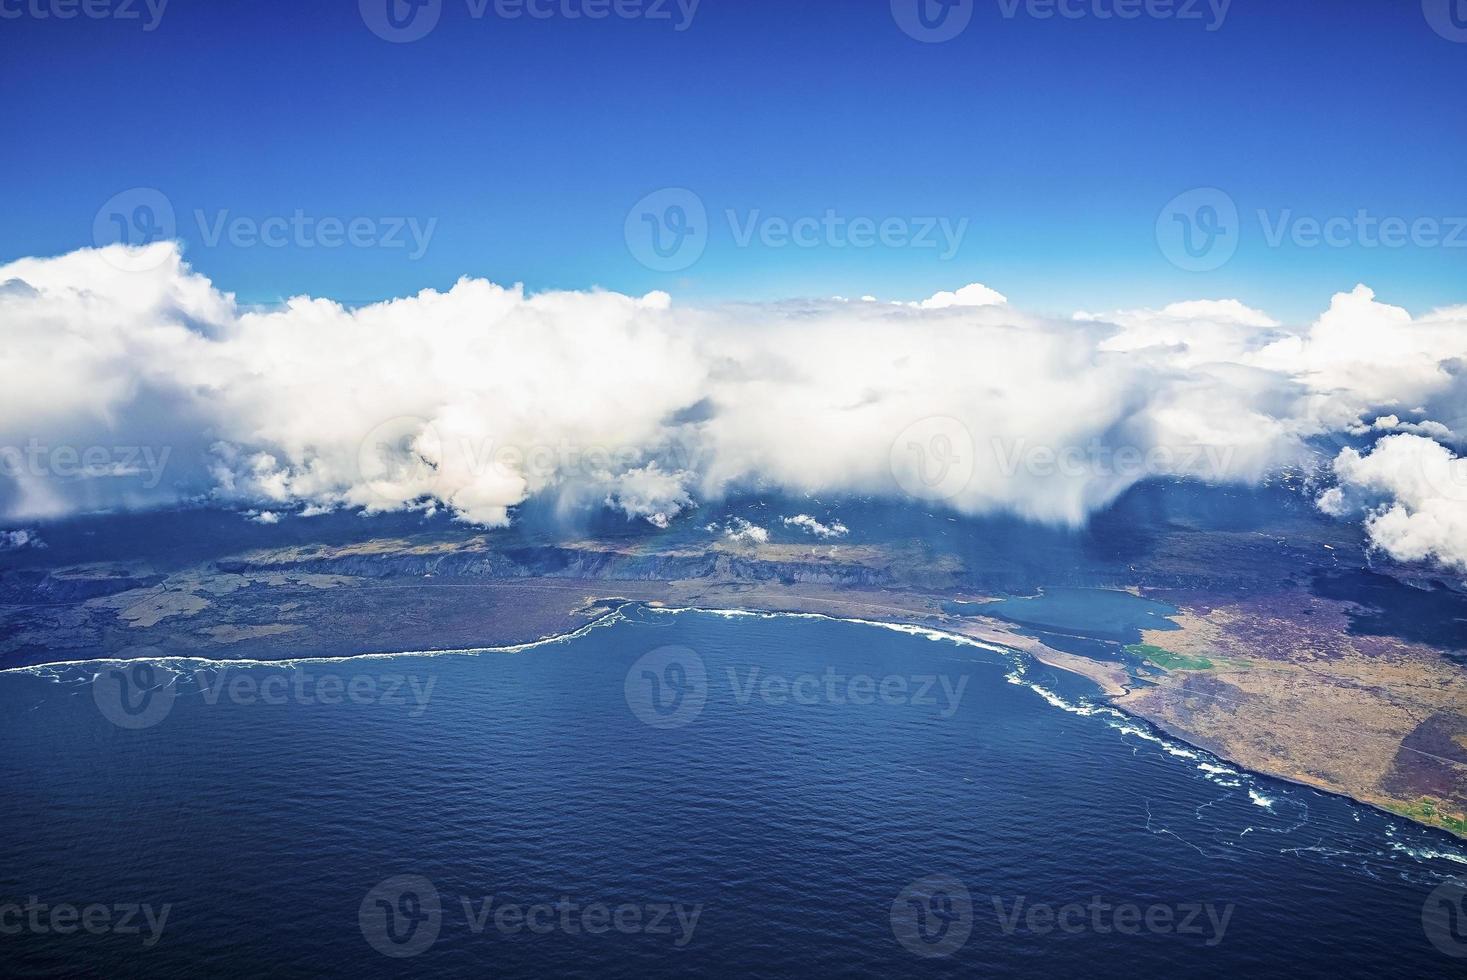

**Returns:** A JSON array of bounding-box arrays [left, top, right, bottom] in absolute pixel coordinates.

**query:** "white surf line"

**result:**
[[7, 598, 1464, 864], [0, 603, 639, 676], [652, 605, 1466, 858], [642, 602, 1017, 657]]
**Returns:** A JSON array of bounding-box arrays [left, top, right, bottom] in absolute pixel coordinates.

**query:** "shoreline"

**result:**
[[5, 593, 1464, 848]]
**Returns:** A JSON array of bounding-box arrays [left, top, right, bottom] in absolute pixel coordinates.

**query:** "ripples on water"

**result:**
[[0, 606, 1463, 977]]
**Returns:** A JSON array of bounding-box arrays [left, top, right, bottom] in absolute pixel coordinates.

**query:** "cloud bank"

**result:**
[[3, 243, 1467, 571]]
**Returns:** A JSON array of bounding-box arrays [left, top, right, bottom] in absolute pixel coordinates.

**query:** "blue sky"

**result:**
[[3, 0, 1465, 322]]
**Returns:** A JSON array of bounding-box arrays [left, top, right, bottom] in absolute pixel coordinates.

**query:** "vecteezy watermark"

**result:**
[[624, 646, 708, 728], [1158, 187, 1467, 271], [1156, 187, 1239, 272], [891, 0, 974, 43], [1423, 0, 1467, 43], [890, 416, 975, 502], [92, 655, 437, 730], [92, 187, 437, 271], [355, 416, 708, 507], [0, 898, 171, 947], [995, 0, 1231, 30], [726, 209, 968, 260], [890, 876, 1236, 958], [192, 209, 436, 258], [625, 188, 970, 272], [358, 875, 702, 958], [360, 876, 442, 958], [891, 875, 974, 958], [92, 657, 178, 730], [360, 0, 700, 43], [623, 646, 970, 729], [991, 894, 1235, 945], [892, 0, 1230, 42], [625, 188, 708, 272], [1422, 878, 1467, 958], [0, 441, 171, 489], [0, 0, 168, 30], [1257, 209, 1467, 251], [92, 187, 176, 272], [990, 438, 1237, 480], [359, 0, 443, 42]]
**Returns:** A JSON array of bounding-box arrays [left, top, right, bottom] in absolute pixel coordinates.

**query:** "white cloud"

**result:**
[[3, 244, 1467, 572], [1089, 298, 1281, 368], [1252, 284, 1463, 422], [915, 282, 1008, 309], [721, 518, 769, 544], [0, 529, 42, 551], [1354, 415, 1455, 440], [783, 514, 849, 538], [1321, 434, 1467, 570]]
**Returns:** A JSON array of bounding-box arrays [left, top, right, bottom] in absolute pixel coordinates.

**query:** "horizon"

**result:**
[[3, 0, 1465, 322], [4, 4, 1467, 975]]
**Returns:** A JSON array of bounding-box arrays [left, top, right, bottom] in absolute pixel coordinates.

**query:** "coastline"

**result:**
[[5, 587, 1463, 848]]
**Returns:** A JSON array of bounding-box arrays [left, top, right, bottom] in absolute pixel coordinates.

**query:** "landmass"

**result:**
[[2, 491, 1464, 839]]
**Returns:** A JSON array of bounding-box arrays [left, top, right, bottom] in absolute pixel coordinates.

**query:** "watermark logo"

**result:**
[[0, 441, 171, 489], [625, 188, 708, 272], [1257, 209, 1467, 250], [890, 416, 975, 501], [360, 875, 443, 958], [92, 653, 177, 730], [625, 649, 969, 727], [1156, 187, 1238, 272], [726, 209, 967, 258], [192, 208, 436, 257], [0, 898, 171, 947], [989, 437, 1237, 481], [891, 874, 973, 958], [94, 662, 437, 730], [1423, 878, 1467, 958], [0, 0, 168, 29], [357, 415, 443, 505], [1424, 0, 1467, 42], [1160, 190, 1467, 272], [360, 0, 442, 42], [482, 0, 700, 29], [624, 645, 707, 729], [625, 190, 969, 270], [361, 1, 700, 43], [93, 187, 177, 272], [992, 894, 1234, 944], [194, 667, 436, 715], [995, 0, 1231, 30], [94, 188, 437, 272], [358, 877, 701, 957], [891, 0, 973, 42], [354, 420, 708, 509], [727, 667, 968, 716]]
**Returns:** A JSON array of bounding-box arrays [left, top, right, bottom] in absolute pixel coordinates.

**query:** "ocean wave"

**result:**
[[6, 600, 1465, 874], [0, 604, 634, 679]]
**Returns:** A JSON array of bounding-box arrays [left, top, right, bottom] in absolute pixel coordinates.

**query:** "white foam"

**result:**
[[1389, 841, 1467, 866], [10, 598, 1462, 875], [0, 604, 633, 677]]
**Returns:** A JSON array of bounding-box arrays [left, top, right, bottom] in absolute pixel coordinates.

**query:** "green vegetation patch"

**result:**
[[1388, 797, 1467, 835], [1125, 644, 1250, 672]]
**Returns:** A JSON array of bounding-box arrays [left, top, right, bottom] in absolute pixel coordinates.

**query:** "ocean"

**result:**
[[1, 605, 1463, 977]]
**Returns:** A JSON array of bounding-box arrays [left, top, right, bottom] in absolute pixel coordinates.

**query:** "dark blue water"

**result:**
[[1, 607, 1464, 977]]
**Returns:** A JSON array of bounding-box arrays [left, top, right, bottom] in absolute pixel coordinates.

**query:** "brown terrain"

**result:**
[[2, 532, 1463, 838]]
